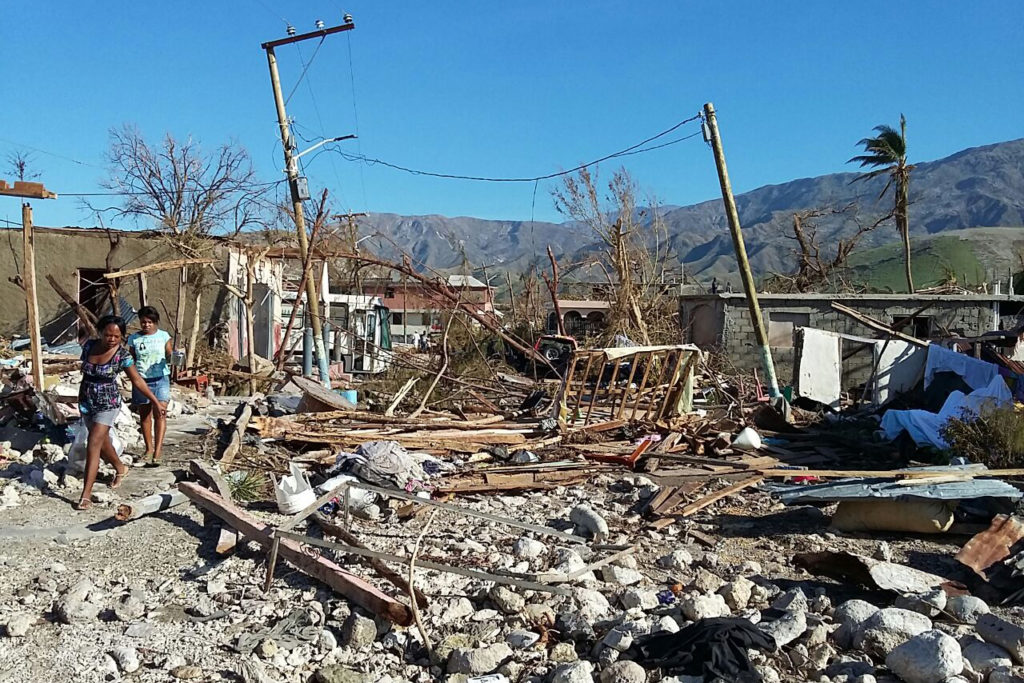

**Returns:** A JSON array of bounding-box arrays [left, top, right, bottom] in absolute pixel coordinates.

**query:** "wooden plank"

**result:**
[[177, 482, 413, 625], [103, 257, 216, 280], [676, 476, 764, 518]]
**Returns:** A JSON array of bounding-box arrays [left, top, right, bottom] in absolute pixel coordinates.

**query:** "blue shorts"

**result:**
[[132, 375, 170, 405]]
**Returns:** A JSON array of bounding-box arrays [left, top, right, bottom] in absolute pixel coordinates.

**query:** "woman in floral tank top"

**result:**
[[76, 315, 165, 510]]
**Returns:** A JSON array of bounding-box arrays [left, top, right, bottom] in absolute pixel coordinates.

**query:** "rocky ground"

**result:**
[[0, 409, 1023, 683]]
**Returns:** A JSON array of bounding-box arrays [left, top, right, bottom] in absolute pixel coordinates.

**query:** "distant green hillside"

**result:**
[[847, 227, 1024, 291]]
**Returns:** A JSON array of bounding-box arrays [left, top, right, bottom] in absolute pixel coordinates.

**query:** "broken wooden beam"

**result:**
[[220, 396, 262, 467], [103, 257, 216, 280], [115, 490, 188, 521], [177, 482, 413, 625], [677, 475, 764, 517], [831, 302, 929, 347], [189, 459, 240, 554]]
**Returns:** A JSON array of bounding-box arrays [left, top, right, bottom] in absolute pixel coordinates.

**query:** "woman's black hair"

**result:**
[[96, 315, 126, 337], [137, 305, 160, 323]]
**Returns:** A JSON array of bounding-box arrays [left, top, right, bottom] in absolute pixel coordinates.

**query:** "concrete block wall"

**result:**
[[688, 295, 1003, 393]]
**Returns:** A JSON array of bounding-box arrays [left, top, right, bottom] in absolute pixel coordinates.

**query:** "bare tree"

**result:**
[[5, 151, 40, 182], [764, 203, 893, 293], [96, 124, 266, 252], [552, 166, 677, 345]]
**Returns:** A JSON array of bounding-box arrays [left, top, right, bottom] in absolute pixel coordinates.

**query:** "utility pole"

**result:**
[[262, 17, 355, 385], [702, 102, 780, 398], [0, 180, 58, 391]]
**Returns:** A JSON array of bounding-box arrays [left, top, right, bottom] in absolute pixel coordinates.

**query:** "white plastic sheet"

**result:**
[[881, 374, 1011, 448]]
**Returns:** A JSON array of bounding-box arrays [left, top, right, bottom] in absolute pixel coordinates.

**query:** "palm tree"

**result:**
[[849, 114, 916, 293]]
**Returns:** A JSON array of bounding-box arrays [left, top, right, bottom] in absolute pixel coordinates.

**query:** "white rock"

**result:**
[[718, 576, 754, 611], [977, 613, 1024, 664], [961, 637, 1013, 674], [570, 505, 609, 541], [759, 610, 807, 648], [620, 588, 659, 611], [4, 614, 32, 637], [600, 660, 646, 683], [989, 669, 1024, 683], [854, 608, 932, 660], [894, 589, 946, 618], [657, 550, 694, 572], [679, 593, 730, 621], [575, 588, 611, 620], [833, 599, 881, 649], [441, 597, 475, 624], [600, 565, 644, 586], [654, 615, 680, 634], [885, 630, 962, 683], [513, 538, 546, 559], [506, 630, 540, 649], [489, 585, 525, 614], [946, 595, 990, 625], [551, 660, 595, 683], [110, 646, 141, 673], [448, 643, 513, 675]]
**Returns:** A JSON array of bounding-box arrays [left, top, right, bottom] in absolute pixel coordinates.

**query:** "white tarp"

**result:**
[[881, 374, 1011, 449]]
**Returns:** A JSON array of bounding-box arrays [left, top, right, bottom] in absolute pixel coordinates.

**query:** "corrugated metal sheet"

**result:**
[[772, 467, 1022, 505]]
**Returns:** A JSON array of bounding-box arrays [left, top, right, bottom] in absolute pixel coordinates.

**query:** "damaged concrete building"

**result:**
[[679, 292, 1024, 398]]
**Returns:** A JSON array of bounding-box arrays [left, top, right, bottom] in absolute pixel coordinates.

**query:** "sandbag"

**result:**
[[830, 499, 955, 534]]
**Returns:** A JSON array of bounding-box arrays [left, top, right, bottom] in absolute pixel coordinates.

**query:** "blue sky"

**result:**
[[2, 1, 1022, 230]]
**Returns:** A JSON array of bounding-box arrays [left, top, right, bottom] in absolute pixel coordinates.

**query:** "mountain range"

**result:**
[[359, 138, 1024, 284]]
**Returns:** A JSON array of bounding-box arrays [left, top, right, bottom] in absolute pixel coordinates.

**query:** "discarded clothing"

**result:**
[[628, 616, 775, 682], [329, 440, 428, 490]]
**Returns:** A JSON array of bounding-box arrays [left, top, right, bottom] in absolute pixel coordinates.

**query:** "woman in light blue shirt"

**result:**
[[126, 305, 173, 466]]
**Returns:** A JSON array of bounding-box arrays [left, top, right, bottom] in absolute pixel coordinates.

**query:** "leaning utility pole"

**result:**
[[702, 102, 780, 398], [261, 17, 356, 385]]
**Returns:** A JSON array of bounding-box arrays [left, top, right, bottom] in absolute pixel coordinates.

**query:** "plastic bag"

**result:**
[[67, 421, 125, 473]]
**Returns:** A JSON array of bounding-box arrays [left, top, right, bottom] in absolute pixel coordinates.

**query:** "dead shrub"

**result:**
[[940, 403, 1024, 468]]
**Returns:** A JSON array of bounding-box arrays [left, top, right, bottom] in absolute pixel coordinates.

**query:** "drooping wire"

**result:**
[[324, 113, 704, 183]]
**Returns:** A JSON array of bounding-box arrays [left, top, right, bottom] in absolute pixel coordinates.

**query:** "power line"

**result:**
[[324, 112, 704, 183], [0, 137, 105, 170], [60, 179, 286, 197], [285, 36, 326, 106]]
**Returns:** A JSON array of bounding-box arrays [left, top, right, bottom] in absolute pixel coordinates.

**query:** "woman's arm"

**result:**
[[164, 338, 173, 366], [125, 365, 165, 413]]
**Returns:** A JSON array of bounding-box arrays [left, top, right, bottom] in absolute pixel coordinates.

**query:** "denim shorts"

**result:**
[[131, 375, 171, 405], [84, 408, 120, 427]]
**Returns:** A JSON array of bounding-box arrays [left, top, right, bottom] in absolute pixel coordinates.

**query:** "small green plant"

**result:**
[[228, 470, 268, 503], [941, 403, 1024, 468]]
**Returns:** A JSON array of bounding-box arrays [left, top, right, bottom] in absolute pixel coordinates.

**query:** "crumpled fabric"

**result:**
[[329, 440, 428, 490], [233, 608, 323, 654], [627, 616, 775, 682]]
